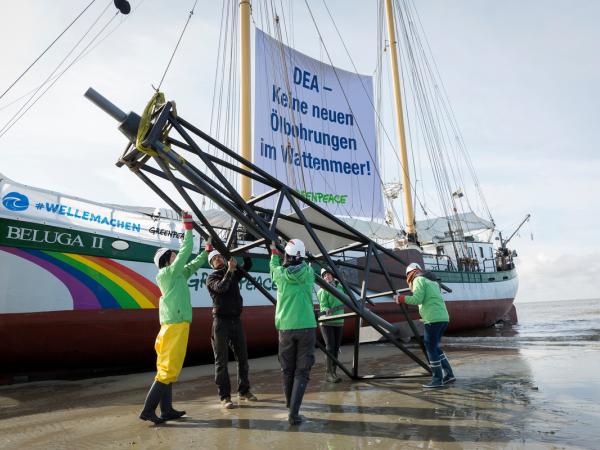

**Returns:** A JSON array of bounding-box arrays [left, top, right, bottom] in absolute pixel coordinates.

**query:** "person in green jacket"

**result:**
[[270, 238, 317, 425], [139, 212, 211, 424], [396, 262, 455, 388], [317, 267, 345, 383]]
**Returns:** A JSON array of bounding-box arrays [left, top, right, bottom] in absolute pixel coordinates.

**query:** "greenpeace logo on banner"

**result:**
[[299, 190, 348, 205], [253, 29, 384, 218], [2, 192, 29, 212], [35, 202, 142, 233]]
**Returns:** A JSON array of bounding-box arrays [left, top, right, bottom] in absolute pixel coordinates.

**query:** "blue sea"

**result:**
[[447, 298, 600, 348]]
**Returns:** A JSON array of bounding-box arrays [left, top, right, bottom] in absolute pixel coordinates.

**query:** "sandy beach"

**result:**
[[1, 339, 598, 450]]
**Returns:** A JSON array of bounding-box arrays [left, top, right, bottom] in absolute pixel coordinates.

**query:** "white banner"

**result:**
[[254, 29, 384, 218], [0, 175, 191, 248]]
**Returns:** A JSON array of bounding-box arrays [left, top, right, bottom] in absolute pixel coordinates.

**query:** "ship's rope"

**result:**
[[208, 0, 240, 208], [396, 0, 493, 244], [304, 0, 440, 228], [388, 0, 496, 251], [407, 0, 494, 227], [321, 0, 404, 224], [394, 2, 452, 218], [273, 11, 309, 194], [0, 2, 144, 114], [252, 0, 306, 193], [0, 0, 98, 103], [155, 0, 199, 92], [313, 0, 437, 231], [303, 0, 387, 220], [0, 1, 121, 140], [393, 0, 468, 255]]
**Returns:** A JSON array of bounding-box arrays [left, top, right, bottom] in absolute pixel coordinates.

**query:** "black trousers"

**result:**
[[320, 325, 343, 364], [278, 328, 316, 388], [211, 316, 250, 399]]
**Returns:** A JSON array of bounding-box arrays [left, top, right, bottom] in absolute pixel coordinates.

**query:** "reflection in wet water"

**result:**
[[138, 350, 546, 446]]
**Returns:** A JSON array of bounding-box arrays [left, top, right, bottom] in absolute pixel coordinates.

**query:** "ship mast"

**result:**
[[384, 0, 417, 243], [239, 0, 252, 201]]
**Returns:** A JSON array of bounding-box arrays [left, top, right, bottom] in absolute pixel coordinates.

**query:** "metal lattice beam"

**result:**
[[86, 88, 435, 379]]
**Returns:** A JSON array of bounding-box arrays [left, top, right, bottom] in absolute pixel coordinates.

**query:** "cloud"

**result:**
[[515, 242, 600, 302]]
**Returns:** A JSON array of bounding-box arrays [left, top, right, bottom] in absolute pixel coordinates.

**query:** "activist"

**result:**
[[270, 239, 317, 425], [206, 249, 256, 409], [140, 212, 211, 424], [317, 267, 345, 383], [395, 262, 455, 388]]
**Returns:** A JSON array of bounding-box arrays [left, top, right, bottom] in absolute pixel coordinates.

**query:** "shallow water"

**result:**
[[445, 298, 600, 448], [447, 298, 600, 347]]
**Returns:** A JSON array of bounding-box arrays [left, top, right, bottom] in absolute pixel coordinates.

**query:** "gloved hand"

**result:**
[[269, 241, 279, 255], [227, 258, 237, 272], [204, 238, 213, 252], [395, 294, 406, 305], [182, 211, 193, 230]]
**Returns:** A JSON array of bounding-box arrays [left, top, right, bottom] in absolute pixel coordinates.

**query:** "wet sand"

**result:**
[[1, 343, 598, 450]]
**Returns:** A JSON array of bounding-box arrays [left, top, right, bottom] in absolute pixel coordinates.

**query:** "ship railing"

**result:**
[[481, 258, 498, 272], [422, 254, 455, 271]]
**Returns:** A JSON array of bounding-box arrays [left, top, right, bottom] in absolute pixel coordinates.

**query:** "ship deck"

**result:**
[[0, 343, 592, 449]]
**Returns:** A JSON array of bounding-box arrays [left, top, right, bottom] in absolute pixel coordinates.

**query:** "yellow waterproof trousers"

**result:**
[[154, 322, 190, 384]]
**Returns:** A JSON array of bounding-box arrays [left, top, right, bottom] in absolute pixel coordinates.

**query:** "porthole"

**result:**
[[111, 240, 130, 251]]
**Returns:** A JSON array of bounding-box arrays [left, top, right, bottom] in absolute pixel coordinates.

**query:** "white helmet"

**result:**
[[285, 239, 306, 258], [208, 249, 222, 266], [154, 248, 170, 268], [406, 262, 422, 275], [320, 267, 333, 277]]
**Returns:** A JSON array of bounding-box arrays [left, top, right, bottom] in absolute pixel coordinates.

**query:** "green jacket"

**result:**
[[156, 230, 208, 325], [270, 254, 317, 331], [317, 282, 345, 327], [404, 275, 449, 324]]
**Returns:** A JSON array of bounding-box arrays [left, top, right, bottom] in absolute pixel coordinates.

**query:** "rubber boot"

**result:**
[[288, 379, 307, 425], [160, 383, 186, 421], [331, 350, 342, 383], [325, 358, 336, 383], [422, 361, 444, 388], [331, 364, 342, 383], [139, 380, 167, 424], [440, 353, 456, 384], [283, 376, 294, 408]]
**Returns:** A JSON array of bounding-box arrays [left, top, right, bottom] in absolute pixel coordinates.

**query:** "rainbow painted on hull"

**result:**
[[1, 246, 160, 310]]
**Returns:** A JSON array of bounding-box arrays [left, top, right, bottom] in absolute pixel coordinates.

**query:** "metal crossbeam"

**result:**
[[85, 88, 432, 379]]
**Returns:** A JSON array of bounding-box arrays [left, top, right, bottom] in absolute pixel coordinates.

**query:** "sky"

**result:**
[[1, 0, 598, 303]]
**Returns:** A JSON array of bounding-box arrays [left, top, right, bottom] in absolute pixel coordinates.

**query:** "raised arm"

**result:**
[[168, 229, 194, 274], [403, 277, 427, 305], [231, 255, 253, 283], [183, 241, 213, 279], [183, 250, 208, 279], [207, 268, 236, 294], [269, 246, 283, 284]]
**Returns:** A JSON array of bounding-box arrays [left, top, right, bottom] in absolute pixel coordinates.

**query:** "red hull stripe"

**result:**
[[0, 299, 514, 372]]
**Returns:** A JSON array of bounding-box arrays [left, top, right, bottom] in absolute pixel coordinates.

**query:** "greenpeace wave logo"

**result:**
[[2, 191, 29, 212]]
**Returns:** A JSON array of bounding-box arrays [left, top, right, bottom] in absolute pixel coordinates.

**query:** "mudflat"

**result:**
[[1, 343, 598, 449]]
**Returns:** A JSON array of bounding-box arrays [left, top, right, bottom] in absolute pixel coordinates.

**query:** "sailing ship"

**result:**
[[0, 1, 524, 377]]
